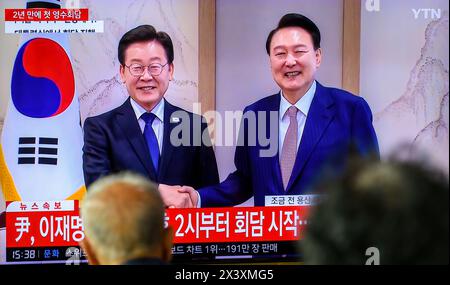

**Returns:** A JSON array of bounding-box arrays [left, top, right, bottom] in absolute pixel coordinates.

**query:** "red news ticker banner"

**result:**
[[166, 206, 310, 243], [6, 200, 83, 248], [4, 9, 89, 21], [6, 201, 310, 248]]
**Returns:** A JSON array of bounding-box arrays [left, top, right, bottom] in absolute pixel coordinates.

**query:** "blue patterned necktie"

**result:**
[[141, 112, 159, 173]]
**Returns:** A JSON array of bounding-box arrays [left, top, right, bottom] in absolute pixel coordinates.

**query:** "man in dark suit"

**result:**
[[177, 13, 379, 207], [82, 25, 219, 207], [80, 172, 172, 265]]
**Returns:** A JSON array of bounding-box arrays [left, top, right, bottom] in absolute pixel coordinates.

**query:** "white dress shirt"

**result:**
[[130, 97, 165, 154], [278, 80, 316, 162], [198, 81, 317, 207]]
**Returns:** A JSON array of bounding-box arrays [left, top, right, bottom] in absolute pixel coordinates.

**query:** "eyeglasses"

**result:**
[[124, 62, 169, 77]]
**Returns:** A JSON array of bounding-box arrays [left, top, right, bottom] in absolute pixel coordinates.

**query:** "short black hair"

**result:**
[[266, 13, 321, 54], [118, 24, 174, 65], [302, 157, 449, 265]]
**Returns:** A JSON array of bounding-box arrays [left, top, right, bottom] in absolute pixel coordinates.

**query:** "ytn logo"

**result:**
[[365, 0, 380, 12], [412, 8, 441, 20]]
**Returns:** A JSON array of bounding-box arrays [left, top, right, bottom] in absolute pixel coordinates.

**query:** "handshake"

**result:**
[[157, 184, 199, 208]]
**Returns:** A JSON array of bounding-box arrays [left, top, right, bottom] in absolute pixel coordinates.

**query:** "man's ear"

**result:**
[[161, 226, 174, 263], [79, 236, 100, 265], [168, 63, 174, 81], [119, 65, 126, 83], [315, 48, 322, 68]]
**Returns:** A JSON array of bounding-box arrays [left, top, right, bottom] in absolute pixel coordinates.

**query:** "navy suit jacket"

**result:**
[[199, 82, 379, 207], [82, 98, 219, 188]]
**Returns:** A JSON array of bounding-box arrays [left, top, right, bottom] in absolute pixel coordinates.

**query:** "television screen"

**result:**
[[1, 0, 448, 266]]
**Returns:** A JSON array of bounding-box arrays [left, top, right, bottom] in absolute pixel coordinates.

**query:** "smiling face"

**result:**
[[120, 40, 174, 111], [269, 26, 321, 102]]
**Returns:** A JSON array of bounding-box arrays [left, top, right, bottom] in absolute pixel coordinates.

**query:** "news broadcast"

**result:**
[[0, 0, 448, 270]]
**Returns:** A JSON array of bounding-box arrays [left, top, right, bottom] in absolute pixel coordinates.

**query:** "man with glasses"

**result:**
[[82, 25, 219, 208]]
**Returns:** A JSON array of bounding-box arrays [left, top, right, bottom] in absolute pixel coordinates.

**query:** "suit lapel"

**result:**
[[115, 98, 157, 180], [286, 83, 336, 192], [264, 94, 284, 193], [158, 101, 177, 181]]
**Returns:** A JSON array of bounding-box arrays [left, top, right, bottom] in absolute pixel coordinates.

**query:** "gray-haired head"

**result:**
[[80, 172, 170, 265]]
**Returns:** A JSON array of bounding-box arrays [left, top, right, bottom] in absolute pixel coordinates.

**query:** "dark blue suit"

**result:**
[[82, 98, 219, 188], [199, 82, 379, 206]]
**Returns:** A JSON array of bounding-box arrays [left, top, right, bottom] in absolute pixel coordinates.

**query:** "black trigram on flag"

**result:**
[[18, 137, 58, 165], [27, 0, 61, 9]]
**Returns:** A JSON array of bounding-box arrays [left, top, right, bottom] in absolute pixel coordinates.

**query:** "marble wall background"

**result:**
[[361, 0, 449, 175]]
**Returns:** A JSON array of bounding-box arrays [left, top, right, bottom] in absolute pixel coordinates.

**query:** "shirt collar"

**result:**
[[279, 80, 316, 118], [130, 97, 165, 123]]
